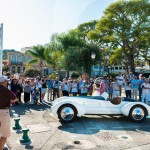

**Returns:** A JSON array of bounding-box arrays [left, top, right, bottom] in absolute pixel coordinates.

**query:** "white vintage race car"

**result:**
[[50, 93, 150, 123]]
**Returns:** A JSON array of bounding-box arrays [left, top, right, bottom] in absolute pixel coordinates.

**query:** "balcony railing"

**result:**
[[11, 61, 22, 65]]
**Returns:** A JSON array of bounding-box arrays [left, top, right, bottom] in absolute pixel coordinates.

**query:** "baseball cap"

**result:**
[[0, 76, 8, 83]]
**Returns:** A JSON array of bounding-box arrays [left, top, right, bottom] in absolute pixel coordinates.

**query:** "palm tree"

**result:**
[[25, 45, 47, 76]]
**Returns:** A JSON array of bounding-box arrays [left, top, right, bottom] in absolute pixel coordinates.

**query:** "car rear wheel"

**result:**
[[129, 105, 146, 123], [58, 104, 77, 123]]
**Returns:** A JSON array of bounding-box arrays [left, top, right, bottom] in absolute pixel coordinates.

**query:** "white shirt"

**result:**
[[141, 82, 150, 94], [116, 76, 124, 86], [124, 82, 132, 91]]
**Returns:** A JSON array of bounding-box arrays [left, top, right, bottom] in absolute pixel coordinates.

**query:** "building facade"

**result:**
[[91, 65, 126, 77], [7, 52, 27, 74], [6, 51, 54, 76]]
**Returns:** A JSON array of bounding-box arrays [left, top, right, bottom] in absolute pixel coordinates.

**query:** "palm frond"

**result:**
[[25, 50, 39, 58], [26, 59, 38, 67]]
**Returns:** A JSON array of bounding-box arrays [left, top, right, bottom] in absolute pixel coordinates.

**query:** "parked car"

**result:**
[[50, 93, 150, 123]]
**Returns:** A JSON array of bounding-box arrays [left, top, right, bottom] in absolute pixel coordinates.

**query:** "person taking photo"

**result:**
[[0, 76, 16, 150]]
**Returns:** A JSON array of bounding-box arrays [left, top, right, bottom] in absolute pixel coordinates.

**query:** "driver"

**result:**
[[92, 80, 101, 96]]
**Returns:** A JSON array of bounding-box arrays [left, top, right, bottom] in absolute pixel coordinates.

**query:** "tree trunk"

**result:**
[[66, 70, 69, 78], [127, 53, 135, 73]]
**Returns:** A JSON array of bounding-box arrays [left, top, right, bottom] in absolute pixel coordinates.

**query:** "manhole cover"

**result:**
[[73, 140, 81, 145], [118, 135, 132, 141], [26, 124, 50, 133], [122, 136, 128, 139]]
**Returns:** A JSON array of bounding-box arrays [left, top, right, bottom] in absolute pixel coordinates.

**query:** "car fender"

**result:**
[[121, 102, 150, 116], [50, 101, 86, 117]]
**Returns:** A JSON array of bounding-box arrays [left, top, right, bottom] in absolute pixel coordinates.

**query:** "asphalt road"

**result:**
[[7, 103, 150, 150]]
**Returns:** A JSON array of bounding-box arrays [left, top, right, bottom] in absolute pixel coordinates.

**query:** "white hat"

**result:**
[[0, 76, 7, 83]]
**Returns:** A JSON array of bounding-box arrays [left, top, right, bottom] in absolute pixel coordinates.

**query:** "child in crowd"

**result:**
[[32, 87, 40, 104]]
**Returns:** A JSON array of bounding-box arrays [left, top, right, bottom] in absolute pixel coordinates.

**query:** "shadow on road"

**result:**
[[57, 115, 150, 135], [10, 103, 50, 118]]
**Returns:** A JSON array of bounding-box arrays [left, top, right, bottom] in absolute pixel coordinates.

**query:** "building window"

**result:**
[[94, 66, 98, 69], [17, 56, 22, 65], [17, 67, 21, 73], [12, 55, 16, 64], [12, 66, 15, 73], [119, 67, 122, 70], [115, 67, 118, 70]]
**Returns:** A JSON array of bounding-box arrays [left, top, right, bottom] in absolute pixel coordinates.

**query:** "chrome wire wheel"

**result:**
[[131, 106, 146, 122], [59, 106, 75, 122]]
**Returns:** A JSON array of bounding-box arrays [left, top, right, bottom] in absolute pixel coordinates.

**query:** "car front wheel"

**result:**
[[129, 105, 146, 123], [58, 104, 77, 123]]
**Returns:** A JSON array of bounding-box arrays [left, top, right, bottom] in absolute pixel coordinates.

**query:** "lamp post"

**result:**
[[105, 53, 111, 100], [43, 67, 47, 76], [91, 51, 96, 77], [105, 53, 110, 76], [98, 61, 100, 77]]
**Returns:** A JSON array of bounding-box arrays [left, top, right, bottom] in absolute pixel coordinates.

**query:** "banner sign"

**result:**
[[0, 23, 3, 76]]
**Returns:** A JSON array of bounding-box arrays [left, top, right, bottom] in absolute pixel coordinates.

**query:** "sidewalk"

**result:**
[[7, 103, 55, 150]]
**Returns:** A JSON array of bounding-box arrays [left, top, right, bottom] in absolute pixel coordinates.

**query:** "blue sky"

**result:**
[[0, 0, 116, 51]]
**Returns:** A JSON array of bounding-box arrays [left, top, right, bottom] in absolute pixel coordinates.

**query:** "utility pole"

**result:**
[[0, 23, 3, 76]]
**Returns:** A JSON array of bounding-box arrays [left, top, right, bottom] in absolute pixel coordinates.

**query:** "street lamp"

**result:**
[[105, 53, 110, 76], [91, 51, 96, 60], [105, 54, 109, 60]]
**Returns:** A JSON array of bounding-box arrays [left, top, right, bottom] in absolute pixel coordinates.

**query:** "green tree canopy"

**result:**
[[58, 29, 101, 75], [89, 0, 150, 73]]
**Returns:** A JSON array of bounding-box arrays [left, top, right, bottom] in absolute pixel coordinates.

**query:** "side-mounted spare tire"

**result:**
[[58, 104, 77, 123], [111, 97, 122, 105]]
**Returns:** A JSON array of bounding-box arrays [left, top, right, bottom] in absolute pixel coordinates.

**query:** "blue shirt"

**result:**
[[53, 80, 61, 89], [78, 80, 83, 88], [80, 83, 88, 93], [131, 79, 140, 89], [61, 82, 69, 91], [47, 80, 53, 89]]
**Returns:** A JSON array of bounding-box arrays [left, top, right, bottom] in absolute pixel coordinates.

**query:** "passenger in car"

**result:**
[[92, 80, 101, 96]]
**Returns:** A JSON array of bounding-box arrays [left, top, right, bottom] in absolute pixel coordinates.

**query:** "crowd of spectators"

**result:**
[[3, 72, 150, 105]]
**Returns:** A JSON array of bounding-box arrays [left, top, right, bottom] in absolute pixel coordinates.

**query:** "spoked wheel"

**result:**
[[129, 105, 146, 123], [58, 104, 77, 123]]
